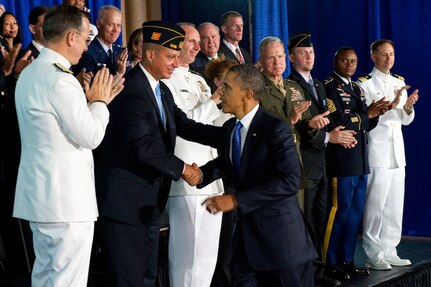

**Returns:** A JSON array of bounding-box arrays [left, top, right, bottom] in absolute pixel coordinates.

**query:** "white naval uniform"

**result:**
[[162, 67, 224, 287], [13, 48, 109, 287], [357, 67, 415, 261]]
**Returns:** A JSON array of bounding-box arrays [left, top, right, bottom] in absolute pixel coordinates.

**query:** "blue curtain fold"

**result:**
[[2, 0, 122, 48], [251, 0, 289, 76]]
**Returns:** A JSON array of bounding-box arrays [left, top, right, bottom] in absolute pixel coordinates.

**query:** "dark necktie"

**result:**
[[107, 48, 114, 71], [235, 48, 244, 64], [154, 83, 166, 127], [232, 121, 243, 174], [308, 78, 318, 101]]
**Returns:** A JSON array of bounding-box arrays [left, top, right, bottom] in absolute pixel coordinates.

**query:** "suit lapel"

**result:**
[[237, 107, 265, 179], [133, 67, 167, 134]]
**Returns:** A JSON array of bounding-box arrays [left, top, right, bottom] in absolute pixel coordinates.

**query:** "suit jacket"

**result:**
[[18, 41, 41, 60], [324, 72, 378, 177], [96, 65, 222, 226], [189, 51, 211, 76], [288, 69, 328, 179], [13, 48, 109, 222], [218, 41, 252, 64], [72, 37, 127, 75], [198, 107, 317, 271]]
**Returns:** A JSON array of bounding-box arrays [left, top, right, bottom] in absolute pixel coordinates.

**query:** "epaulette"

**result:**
[[285, 78, 297, 84], [190, 69, 204, 77], [323, 77, 334, 85], [391, 73, 405, 81], [357, 74, 372, 83], [54, 63, 73, 74]]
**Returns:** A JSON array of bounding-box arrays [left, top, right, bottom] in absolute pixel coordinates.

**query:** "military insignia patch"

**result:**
[[327, 99, 336, 113], [351, 117, 359, 123], [151, 32, 161, 41], [197, 81, 208, 92], [54, 63, 73, 74], [289, 87, 303, 101]]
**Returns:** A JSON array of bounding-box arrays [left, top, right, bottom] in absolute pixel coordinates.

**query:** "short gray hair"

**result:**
[[258, 36, 284, 55]]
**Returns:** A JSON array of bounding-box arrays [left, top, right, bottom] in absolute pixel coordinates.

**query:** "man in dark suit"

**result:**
[[198, 64, 317, 286], [218, 11, 252, 64], [73, 5, 128, 76], [18, 6, 47, 60], [190, 22, 220, 76], [287, 33, 357, 283], [96, 21, 221, 287], [322, 47, 388, 280]]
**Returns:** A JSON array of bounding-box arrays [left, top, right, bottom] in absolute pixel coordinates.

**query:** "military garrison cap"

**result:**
[[288, 33, 313, 50], [142, 21, 185, 51]]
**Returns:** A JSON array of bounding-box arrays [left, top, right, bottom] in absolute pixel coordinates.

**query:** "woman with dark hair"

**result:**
[[127, 28, 142, 68], [0, 11, 21, 53]]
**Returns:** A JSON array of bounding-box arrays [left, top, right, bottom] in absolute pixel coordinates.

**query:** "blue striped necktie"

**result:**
[[154, 83, 166, 127], [232, 121, 243, 174]]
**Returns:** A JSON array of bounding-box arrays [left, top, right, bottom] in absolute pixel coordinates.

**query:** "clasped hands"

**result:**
[[182, 163, 202, 186]]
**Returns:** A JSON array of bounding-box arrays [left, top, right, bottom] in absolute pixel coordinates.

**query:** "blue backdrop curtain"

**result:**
[[251, 0, 289, 76], [1, 0, 122, 47]]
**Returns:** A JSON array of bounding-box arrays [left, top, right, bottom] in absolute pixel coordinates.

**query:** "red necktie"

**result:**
[[235, 48, 244, 64]]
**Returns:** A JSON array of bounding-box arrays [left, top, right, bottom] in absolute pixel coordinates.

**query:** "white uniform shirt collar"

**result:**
[[174, 66, 189, 76], [43, 47, 72, 69], [372, 66, 390, 81]]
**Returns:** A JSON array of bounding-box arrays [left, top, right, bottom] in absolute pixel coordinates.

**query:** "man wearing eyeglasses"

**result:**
[[12, 5, 124, 286]]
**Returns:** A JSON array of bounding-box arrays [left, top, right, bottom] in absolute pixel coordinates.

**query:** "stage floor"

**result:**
[[334, 236, 431, 287], [1, 236, 430, 286]]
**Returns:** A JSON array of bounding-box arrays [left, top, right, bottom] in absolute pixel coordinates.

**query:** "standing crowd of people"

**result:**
[[0, 2, 420, 287]]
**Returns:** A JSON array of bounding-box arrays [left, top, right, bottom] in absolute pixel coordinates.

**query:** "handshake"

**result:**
[[182, 163, 202, 186]]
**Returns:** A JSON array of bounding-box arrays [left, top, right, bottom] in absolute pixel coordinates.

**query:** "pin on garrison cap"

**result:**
[[288, 33, 313, 50], [142, 20, 185, 51]]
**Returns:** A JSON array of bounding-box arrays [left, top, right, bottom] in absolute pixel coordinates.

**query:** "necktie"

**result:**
[[107, 49, 114, 70], [232, 121, 243, 174], [276, 81, 286, 97], [235, 48, 244, 64], [308, 78, 318, 101], [154, 83, 166, 127]]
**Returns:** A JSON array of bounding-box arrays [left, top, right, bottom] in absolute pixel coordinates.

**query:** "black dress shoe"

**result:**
[[341, 262, 370, 276], [323, 264, 350, 281], [315, 274, 342, 287]]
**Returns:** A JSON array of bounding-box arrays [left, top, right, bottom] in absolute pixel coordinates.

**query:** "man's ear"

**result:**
[[66, 31, 76, 47], [29, 24, 36, 35], [220, 25, 227, 34]]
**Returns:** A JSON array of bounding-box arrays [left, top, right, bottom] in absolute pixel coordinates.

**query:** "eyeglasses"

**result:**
[[71, 31, 92, 46]]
